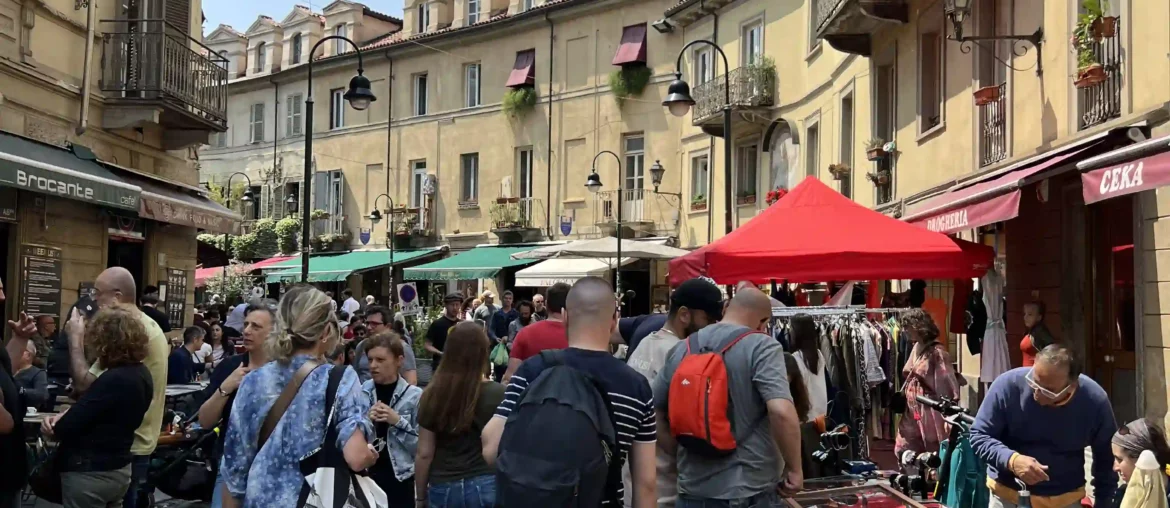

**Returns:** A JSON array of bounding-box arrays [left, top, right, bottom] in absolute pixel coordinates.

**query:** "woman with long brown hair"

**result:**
[[894, 309, 960, 458], [415, 321, 505, 507]]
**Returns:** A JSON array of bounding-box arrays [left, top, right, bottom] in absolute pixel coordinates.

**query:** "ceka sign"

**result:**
[[1082, 151, 1170, 205]]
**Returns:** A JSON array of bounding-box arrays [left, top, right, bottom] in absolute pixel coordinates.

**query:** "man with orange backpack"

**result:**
[[652, 286, 804, 507]]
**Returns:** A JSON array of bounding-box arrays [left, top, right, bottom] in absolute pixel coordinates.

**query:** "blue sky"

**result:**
[[203, 0, 405, 34]]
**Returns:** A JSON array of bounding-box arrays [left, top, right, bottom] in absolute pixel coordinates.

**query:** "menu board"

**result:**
[[20, 244, 62, 318], [164, 268, 188, 328]]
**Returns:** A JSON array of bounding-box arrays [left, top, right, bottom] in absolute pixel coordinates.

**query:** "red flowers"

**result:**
[[765, 187, 789, 205]]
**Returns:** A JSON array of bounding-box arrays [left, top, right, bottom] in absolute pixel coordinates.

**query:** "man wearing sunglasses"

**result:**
[[970, 344, 1118, 508]]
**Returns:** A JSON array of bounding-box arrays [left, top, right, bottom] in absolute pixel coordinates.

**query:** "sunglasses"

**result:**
[[1025, 371, 1071, 399]]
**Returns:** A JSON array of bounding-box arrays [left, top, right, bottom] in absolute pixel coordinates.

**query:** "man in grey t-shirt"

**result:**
[[652, 287, 804, 506]]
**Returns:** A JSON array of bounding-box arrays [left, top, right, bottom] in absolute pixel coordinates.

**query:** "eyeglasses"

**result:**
[[366, 320, 386, 328], [1025, 371, 1071, 399]]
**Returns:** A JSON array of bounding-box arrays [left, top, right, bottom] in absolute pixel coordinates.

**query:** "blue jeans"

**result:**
[[123, 455, 151, 508], [210, 472, 226, 508], [428, 474, 495, 508], [677, 491, 783, 508]]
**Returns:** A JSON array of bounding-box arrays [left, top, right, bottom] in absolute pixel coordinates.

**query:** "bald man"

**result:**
[[653, 287, 804, 506], [62, 267, 170, 508], [483, 277, 658, 508]]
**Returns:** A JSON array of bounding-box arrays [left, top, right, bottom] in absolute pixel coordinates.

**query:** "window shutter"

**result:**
[[165, 0, 190, 34], [261, 184, 271, 218], [272, 184, 284, 218]]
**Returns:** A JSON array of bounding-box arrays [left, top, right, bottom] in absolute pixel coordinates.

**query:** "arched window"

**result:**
[[291, 33, 303, 64], [769, 122, 799, 192], [254, 42, 266, 72]]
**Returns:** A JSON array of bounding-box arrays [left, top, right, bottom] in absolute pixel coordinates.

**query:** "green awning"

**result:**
[[403, 245, 538, 281], [265, 248, 442, 283], [0, 134, 141, 211]]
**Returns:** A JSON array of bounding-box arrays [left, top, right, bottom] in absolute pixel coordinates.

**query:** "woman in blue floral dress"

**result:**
[[220, 285, 378, 507]]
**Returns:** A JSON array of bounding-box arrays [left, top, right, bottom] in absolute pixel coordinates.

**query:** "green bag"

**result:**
[[491, 342, 510, 366]]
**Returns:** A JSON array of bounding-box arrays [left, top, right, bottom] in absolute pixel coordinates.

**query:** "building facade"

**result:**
[[0, 0, 234, 333]]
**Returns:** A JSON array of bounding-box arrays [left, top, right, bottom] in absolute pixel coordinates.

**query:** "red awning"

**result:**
[[612, 24, 647, 66], [194, 255, 295, 287], [1082, 150, 1170, 204], [904, 145, 1096, 234], [250, 255, 296, 270], [667, 177, 995, 285], [506, 50, 536, 88]]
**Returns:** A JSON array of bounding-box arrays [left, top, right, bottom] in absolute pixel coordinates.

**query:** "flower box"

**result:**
[[736, 194, 757, 205], [866, 171, 891, 186], [1091, 16, 1117, 39], [1075, 64, 1107, 89], [866, 148, 889, 162], [690, 201, 707, 211], [973, 85, 1001, 106]]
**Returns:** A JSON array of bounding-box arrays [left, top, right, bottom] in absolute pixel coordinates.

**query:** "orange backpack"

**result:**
[[668, 330, 758, 457]]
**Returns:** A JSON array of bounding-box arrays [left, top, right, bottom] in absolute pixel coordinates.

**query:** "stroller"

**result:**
[[141, 410, 219, 506]]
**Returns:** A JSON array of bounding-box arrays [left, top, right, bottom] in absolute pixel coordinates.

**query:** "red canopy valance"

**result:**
[[668, 177, 995, 286]]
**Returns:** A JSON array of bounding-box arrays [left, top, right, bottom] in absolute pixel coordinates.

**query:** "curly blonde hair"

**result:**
[[901, 308, 940, 343], [86, 304, 149, 368]]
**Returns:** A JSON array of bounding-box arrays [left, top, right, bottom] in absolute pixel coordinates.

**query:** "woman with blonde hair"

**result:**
[[220, 285, 377, 507], [414, 321, 505, 507], [41, 305, 154, 508]]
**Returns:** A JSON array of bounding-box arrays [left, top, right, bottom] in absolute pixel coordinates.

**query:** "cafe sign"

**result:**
[[0, 153, 140, 211], [140, 193, 241, 234]]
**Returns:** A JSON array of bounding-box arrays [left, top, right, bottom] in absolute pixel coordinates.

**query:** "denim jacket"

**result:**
[[361, 377, 422, 481]]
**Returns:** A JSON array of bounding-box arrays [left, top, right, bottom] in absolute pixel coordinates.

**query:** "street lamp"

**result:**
[[301, 36, 377, 283], [285, 193, 298, 216], [369, 193, 395, 303], [222, 172, 254, 282], [585, 150, 623, 299], [942, 0, 1043, 75], [665, 40, 734, 237]]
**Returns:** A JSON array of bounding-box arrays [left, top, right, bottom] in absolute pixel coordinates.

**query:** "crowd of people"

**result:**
[[1, 270, 1170, 508]]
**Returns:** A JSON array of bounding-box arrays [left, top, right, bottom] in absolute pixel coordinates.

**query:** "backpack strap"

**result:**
[[538, 349, 565, 367], [719, 330, 760, 355], [259, 360, 320, 449]]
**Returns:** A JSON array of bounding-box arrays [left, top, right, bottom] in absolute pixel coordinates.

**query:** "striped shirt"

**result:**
[[494, 347, 656, 505]]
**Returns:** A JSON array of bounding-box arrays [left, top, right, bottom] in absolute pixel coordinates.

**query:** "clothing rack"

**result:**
[[771, 306, 918, 318]]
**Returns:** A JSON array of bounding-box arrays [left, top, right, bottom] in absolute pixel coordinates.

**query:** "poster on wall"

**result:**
[[165, 268, 188, 328], [20, 244, 62, 318]]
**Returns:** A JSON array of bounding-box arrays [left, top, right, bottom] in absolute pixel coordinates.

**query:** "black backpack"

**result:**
[[495, 350, 617, 507]]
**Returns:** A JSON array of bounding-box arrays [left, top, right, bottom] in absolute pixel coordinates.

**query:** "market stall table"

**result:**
[[784, 484, 936, 507]]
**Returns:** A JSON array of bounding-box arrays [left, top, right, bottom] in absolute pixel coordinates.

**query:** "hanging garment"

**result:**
[[980, 269, 1011, 383], [938, 430, 990, 508], [966, 289, 988, 356], [1119, 450, 1169, 508]]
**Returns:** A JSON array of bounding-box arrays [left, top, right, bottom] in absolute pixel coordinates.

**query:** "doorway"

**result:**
[[108, 239, 145, 302], [1087, 193, 1137, 424]]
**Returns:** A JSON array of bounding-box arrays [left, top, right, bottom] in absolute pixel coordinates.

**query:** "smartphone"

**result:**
[[72, 295, 99, 320]]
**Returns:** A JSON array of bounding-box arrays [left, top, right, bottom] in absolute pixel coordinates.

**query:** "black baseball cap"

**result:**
[[671, 278, 724, 321], [444, 292, 464, 303]]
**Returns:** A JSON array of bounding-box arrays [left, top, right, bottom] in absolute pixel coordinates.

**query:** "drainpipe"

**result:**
[[75, 0, 97, 135], [545, 12, 555, 239], [272, 78, 279, 193], [384, 53, 393, 201]]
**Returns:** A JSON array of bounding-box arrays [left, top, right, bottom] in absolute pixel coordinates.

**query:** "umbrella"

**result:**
[[512, 237, 690, 260]]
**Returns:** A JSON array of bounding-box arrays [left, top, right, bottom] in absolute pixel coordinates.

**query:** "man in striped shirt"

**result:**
[[482, 277, 658, 507]]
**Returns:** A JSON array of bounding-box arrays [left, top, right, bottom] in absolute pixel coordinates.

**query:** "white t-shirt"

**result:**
[[341, 297, 361, 318], [191, 342, 213, 364], [793, 350, 828, 421]]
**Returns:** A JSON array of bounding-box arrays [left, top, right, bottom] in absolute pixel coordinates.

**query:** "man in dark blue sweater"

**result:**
[[166, 326, 206, 385], [970, 345, 1117, 507]]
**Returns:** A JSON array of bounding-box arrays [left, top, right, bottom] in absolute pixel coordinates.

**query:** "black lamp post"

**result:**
[[369, 193, 395, 303], [664, 40, 733, 237], [585, 150, 622, 295], [301, 36, 377, 283], [222, 172, 254, 282]]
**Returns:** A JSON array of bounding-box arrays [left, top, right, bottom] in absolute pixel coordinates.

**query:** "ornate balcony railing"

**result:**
[[1078, 19, 1123, 130], [692, 65, 776, 125], [594, 188, 649, 225], [979, 83, 1008, 167], [100, 20, 228, 128], [490, 197, 544, 230]]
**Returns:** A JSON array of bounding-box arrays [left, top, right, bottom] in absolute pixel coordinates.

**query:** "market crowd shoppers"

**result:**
[[617, 312, 668, 360], [532, 293, 547, 321], [207, 322, 227, 367], [1021, 301, 1057, 367], [426, 292, 466, 370], [65, 267, 170, 508], [789, 314, 829, 479], [1111, 418, 1170, 507], [168, 326, 207, 384], [622, 277, 724, 508], [220, 285, 377, 507], [473, 291, 497, 329], [224, 295, 247, 334], [357, 305, 417, 385], [140, 292, 171, 333], [970, 344, 1118, 508], [653, 286, 804, 507], [42, 305, 154, 508], [483, 277, 658, 507], [198, 299, 274, 508], [415, 322, 506, 507], [14, 340, 50, 410], [45, 315, 72, 383], [0, 274, 36, 508], [31, 314, 55, 368], [341, 289, 362, 319], [489, 290, 518, 342], [501, 282, 571, 383], [361, 331, 422, 505], [894, 309, 960, 458]]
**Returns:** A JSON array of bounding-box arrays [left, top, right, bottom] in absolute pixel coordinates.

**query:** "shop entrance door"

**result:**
[[1088, 193, 1137, 423], [108, 239, 145, 301]]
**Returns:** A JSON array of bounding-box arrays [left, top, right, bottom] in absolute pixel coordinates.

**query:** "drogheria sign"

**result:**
[[0, 159, 140, 211]]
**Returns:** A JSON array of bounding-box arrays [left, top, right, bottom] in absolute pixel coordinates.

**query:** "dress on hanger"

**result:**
[[980, 269, 1011, 383]]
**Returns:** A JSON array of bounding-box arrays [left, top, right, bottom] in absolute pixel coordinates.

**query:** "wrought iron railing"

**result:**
[[979, 83, 1008, 167], [692, 65, 776, 124], [594, 188, 648, 224], [100, 20, 228, 127], [1078, 19, 1123, 130], [814, 0, 846, 34], [489, 197, 544, 230]]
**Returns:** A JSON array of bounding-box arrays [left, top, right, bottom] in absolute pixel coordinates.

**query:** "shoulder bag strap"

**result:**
[[259, 360, 321, 450]]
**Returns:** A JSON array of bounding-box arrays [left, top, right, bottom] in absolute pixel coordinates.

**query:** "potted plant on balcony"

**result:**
[[973, 85, 1002, 106], [828, 163, 851, 181], [865, 138, 889, 161], [1072, 1, 1109, 89], [736, 190, 756, 205], [746, 56, 777, 96], [310, 208, 330, 221], [866, 170, 891, 186], [502, 87, 538, 118], [690, 194, 707, 211], [765, 187, 788, 205], [609, 64, 652, 106], [1084, 0, 1117, 39]]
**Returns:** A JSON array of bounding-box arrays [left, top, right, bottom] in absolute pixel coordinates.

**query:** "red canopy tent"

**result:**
[[668, 177, 995, 286]]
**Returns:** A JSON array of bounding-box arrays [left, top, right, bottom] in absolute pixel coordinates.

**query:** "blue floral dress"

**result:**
[[221, 355, 373, 507]]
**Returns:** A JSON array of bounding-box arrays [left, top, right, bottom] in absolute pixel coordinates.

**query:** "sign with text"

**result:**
[[164, 268, 188, 328], [20, 244, 62, 318], [397, 283, 420, 316], [0, 187, 16, 223]]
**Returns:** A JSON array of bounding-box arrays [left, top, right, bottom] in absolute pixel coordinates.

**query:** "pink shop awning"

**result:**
[[1082, 150, 1170, 204], [905, 145, 1098, 234]]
